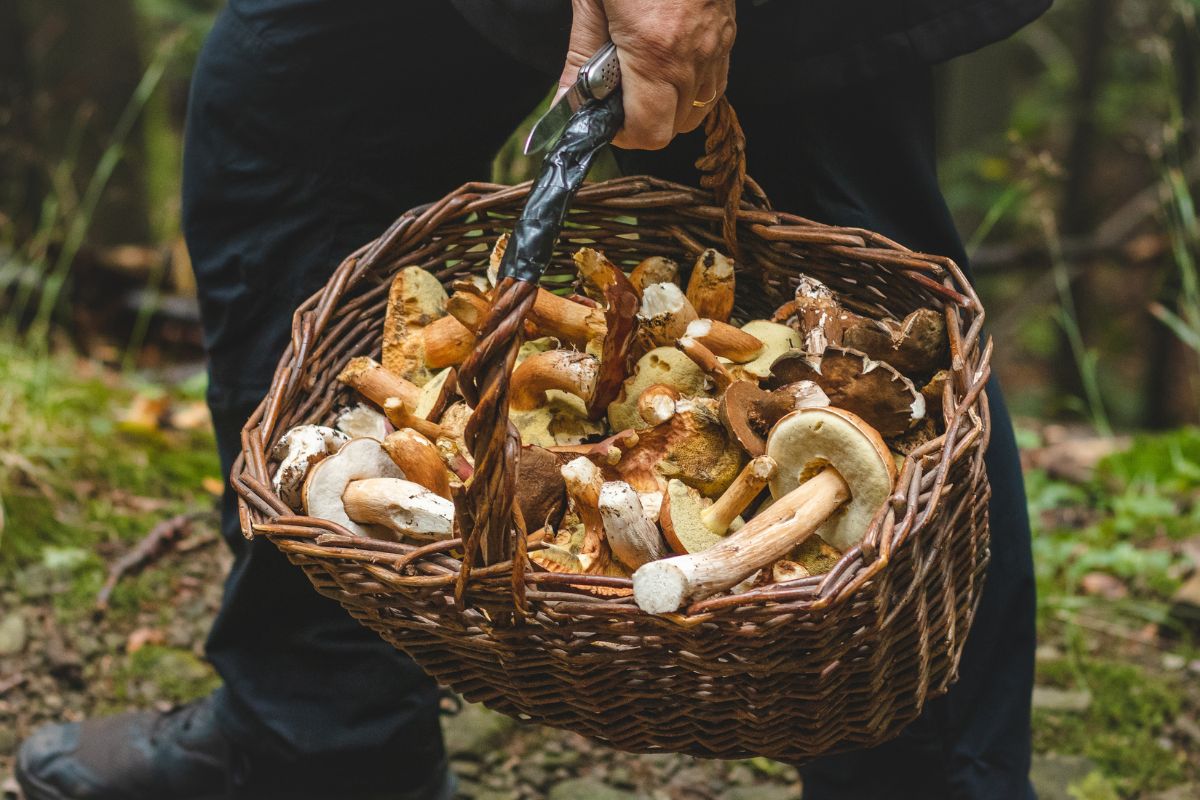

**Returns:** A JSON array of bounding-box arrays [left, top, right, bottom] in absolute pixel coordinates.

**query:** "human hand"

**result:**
[[559, 0, 736, 150]]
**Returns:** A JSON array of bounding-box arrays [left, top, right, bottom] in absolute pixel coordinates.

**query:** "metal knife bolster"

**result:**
[[576, 41, 621, 104]]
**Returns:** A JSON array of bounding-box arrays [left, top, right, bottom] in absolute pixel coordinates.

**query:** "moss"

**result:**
[[109, 645, 221, 707], [1034, 658, 1186, 795]]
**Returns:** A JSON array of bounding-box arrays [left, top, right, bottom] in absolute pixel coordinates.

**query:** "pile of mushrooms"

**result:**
[[267, 239, 950, 614]]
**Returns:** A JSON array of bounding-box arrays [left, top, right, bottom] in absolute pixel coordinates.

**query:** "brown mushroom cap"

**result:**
[[517, 445, 568, 533], [766, 346, 925, 437], [841, 307, 948, 378], [302, 438, 404, 537], [765, 407, 896, 552], [719, 380, 830, 457], [629, 256, 680, 296]]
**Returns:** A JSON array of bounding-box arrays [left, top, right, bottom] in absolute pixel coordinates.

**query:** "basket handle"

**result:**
[[455, 98, 757, 610]]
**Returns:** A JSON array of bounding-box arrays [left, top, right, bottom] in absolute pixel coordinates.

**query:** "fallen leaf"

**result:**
[[201, 476, 225, 496], [119, 393, 169, 433], [126, 627, 165, 654], [169, 401, 211, 431]]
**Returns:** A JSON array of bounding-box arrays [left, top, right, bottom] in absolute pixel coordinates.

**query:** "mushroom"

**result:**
[[381, 429, 452, 499], [572, 248, 640, 417], [637, 282, 698, 347], [629, 256, 679, 296], [631, 407, 895, 613], [607, 347, 708, 432], [334, 404, 389, 441], [616, 398, 743, 499], [560, 456, 607, 563], [765, 407, 896, 551], [734, 320, 803, 381], [486, 233, 508, 288], [659, 455, 775, 555], [337, 357, 455, 422], [548, 429, 640, 467], [841, 307, 949, 378], [383, 397, 448, 444], [684, 318, 764, 363], [598, 481, 669, 569], [271, 425, 349, 510], [718, 380, 829, 457], [342, 477, 455, 541], [527, 517, 630, 597], [445, 289, 493, 334], [508, 350, 607, 447], [302, 438, 404, 537], [676, 336, 735, 393], [516, 446, 568, 533], [685, 248, 735, 323], [382, 266, 475, 383], [637, 383, 680, 426], [766, 346, 925, 437]]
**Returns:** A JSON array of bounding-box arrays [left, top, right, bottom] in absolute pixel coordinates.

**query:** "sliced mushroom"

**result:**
[[659, 456, 775, 555], [616, 398, 743, 499], [599, 481, 669, 569], [766, 346, 925, 437], [271, 425, 349, 510], [765, 407, 896, 551], [342, 477, 455, 541], [302, 438, 404, 537], [607, 346, 708, 432], [638, 282, 698, 347], [629, 256, 679, 296], [685, 248, 735, 323], [734, 320, 803, 381], [684, 318, 764, 363], [381, 429, 452, 499], [637, 383, 680, 426], [334, 404, 389, 441]]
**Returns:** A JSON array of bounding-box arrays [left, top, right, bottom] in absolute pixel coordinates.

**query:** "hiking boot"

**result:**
[[15, 696, 456, 800]]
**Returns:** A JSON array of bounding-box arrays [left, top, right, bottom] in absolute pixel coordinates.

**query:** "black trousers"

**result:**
[[182, 5, 1036, 798]]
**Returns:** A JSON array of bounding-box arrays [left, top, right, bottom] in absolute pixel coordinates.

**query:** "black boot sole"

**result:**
[[15, 763, 225, 800]]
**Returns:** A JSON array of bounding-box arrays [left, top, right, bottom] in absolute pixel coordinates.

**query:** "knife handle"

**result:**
[[578, 41, 621, 102]]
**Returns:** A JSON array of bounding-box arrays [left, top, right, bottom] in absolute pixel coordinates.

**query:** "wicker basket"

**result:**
[[233, 101, 993, 763]]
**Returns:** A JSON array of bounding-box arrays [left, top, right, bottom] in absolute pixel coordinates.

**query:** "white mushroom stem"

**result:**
[[639, 282, 699, 346], [383, 397, 447, 443], [632, 467, 850, 613], [599, 481, 669, 569], [685, 249, 735, 323], [561, 456, 606, 562], [637, 384, 680, 425], [510, 350, 599, 411], [676, 336, 735, 392], [334, 404, 389, 441], [342, 477, 455, 540], [700, 455, 776, 533], [684, 318, 764, 363]]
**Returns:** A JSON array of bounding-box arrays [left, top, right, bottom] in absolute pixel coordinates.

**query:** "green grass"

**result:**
[[0, 338, 220, 591], [1034, 657, 1186, 796]]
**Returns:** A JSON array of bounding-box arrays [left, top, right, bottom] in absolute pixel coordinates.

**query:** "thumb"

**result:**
[[557, 0, 609, 102]]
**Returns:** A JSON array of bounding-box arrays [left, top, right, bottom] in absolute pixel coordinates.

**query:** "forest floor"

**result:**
[[1, 341, 1198, 800]]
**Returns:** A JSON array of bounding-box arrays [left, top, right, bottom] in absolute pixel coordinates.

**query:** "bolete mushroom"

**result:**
[[684, 318, 764, 363], [766, 346, 925, 437], [334, 404, 389, 441], [337, 357, 455, 422], [659, 455, 776, 554], [381, 429, 452, 500], [302, 438, 404, 537], [632, 407, 895, 613], [637, 383, 680, 426], [718, 379, 830, 457], [685, 248, 735, 323], [616, 398, 743, 500], [629, 256, 679, 297], [676, 336, 735, 393], [382, 266, 475, 383], [734, 320, 803, 381], [342, 477, 455, 541], [841, 307, 949, 378], [516, 445, 568, 533], [271, 425, 349, 510], [572, 248, 640, 417], [607, 346, 708, 432], [508, 350, 606, 447], [598, 480, 669, 569], [638, 282, 698, 347]]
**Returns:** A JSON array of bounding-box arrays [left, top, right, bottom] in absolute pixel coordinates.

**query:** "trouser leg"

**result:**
[[181, 5, 550, 789], [619, 64, 1036, 800]]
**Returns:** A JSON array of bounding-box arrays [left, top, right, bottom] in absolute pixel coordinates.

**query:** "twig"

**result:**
[[94, 512, 196, 614]]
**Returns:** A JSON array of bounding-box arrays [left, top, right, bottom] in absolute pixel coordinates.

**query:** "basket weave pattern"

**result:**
[[233, 104, 993, 763]]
